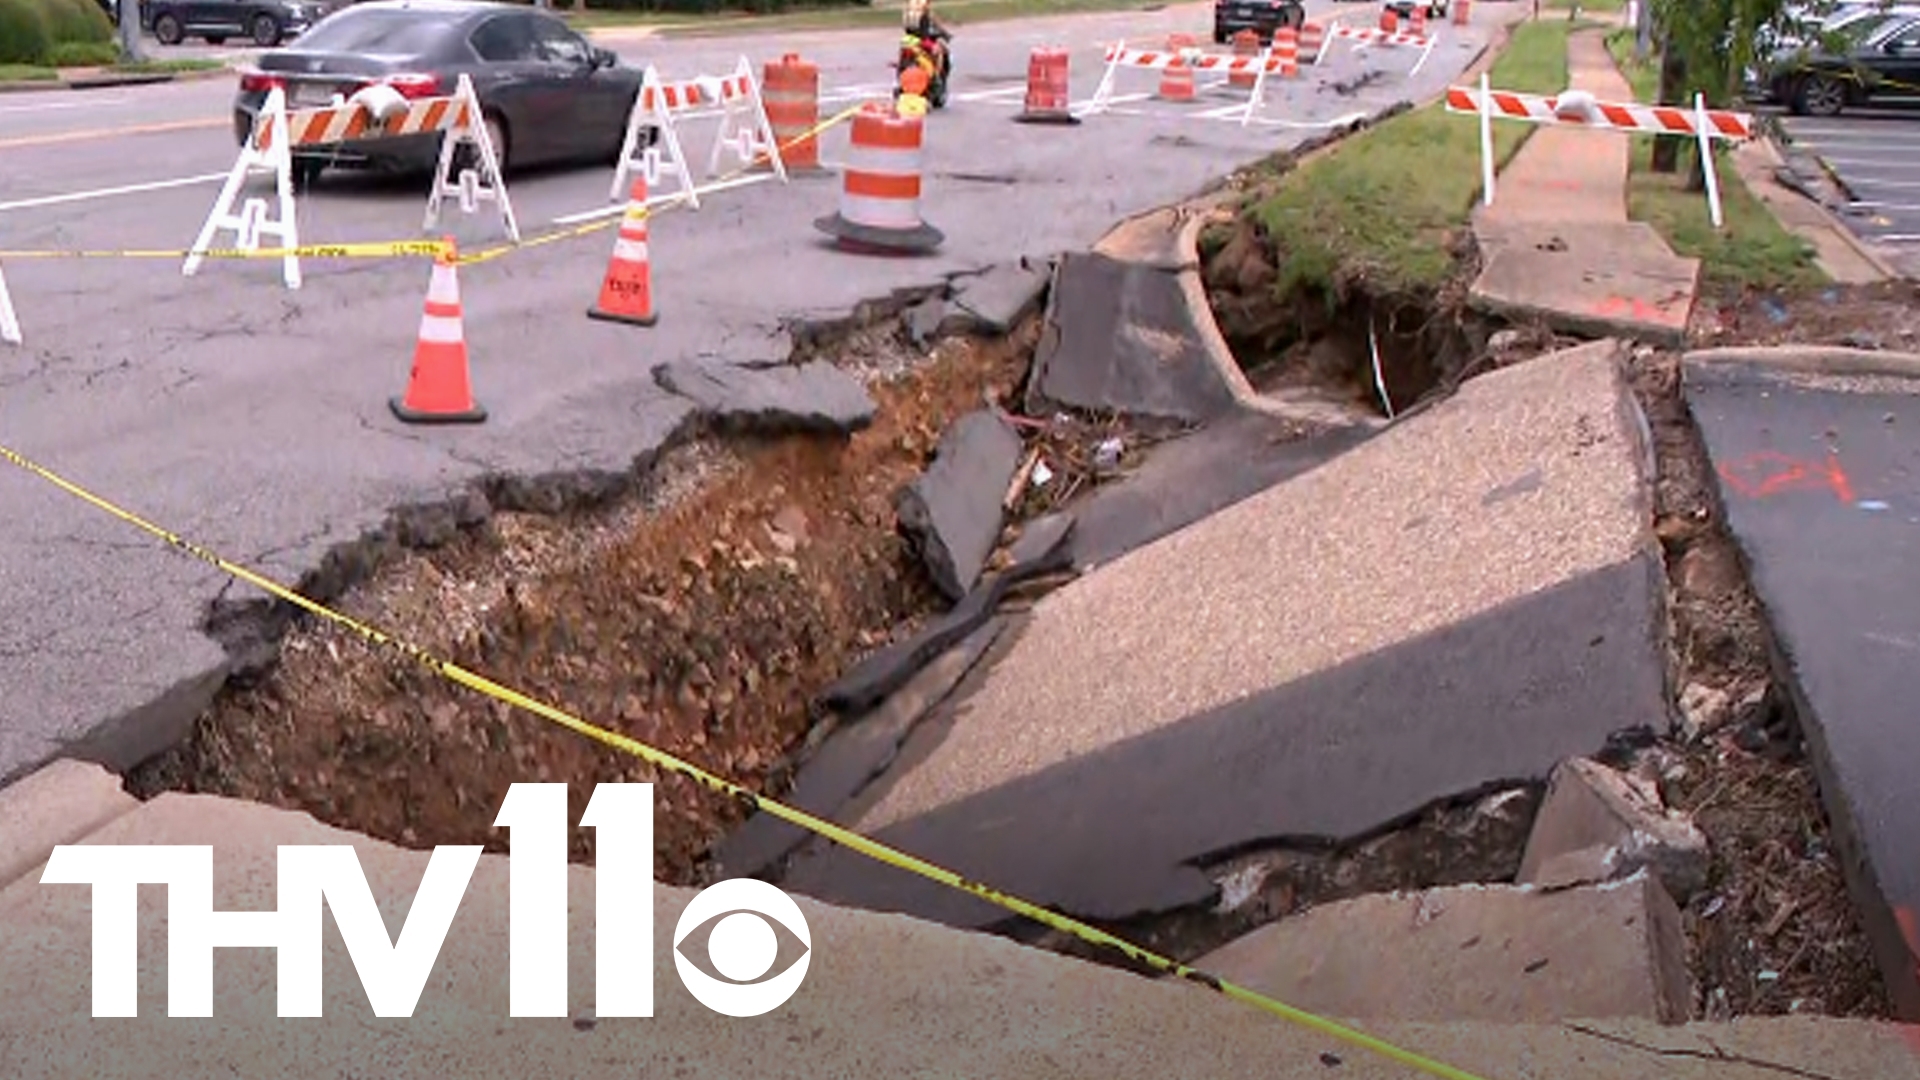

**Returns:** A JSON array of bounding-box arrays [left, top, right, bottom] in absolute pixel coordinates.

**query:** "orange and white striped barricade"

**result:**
[[812, 102, 942, 255], [1320, 23, 1437, 77], [185, 73, 516, 291], [1087, 40, 1280, 125], [609, 56, 786, 209], [1446, 76, 1756, 227]]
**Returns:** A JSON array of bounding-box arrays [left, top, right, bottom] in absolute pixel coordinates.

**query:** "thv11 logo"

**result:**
[[41, 782, 812, 1019]]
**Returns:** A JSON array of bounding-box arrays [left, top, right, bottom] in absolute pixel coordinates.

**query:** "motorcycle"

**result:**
[[896, 26, 952, 109]]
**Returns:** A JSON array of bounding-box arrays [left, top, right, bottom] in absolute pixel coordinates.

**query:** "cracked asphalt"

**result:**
[[0, 1, 1499, 787]]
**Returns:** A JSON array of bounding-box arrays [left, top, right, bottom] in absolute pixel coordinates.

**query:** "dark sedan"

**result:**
[[233, 0, 648, 183], [1764, 9, 1920, 114], [1211, 0, 1304, 44], [147, 0, 337, 46]]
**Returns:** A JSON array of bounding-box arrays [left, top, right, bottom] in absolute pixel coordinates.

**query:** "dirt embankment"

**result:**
[[131, 322, 1039, 886]]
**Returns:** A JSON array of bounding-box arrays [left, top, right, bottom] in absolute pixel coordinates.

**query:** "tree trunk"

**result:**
[[1651, 44, 1685, 174], [1685, 142, 1708, 193], [117, 0, 146, 64]]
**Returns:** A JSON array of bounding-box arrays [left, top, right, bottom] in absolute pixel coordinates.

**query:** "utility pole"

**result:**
[[117, 0, 147, 64]]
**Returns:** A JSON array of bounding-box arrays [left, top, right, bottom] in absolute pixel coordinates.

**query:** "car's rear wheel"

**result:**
[[1792, 74, 1846, 117], [153, 12, 184, 44], [455, 113, 510, 176], [249, 13, 280, 46]]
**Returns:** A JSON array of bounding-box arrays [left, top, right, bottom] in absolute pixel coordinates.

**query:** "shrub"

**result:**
[[0, 0, 53, 64], [48, 38, 117, 65], [36, 0, 112, 44]]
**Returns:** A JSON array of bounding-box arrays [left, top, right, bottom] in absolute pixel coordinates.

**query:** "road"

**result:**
[[0, 2, 1500, 788], [1778, 105, 1920, 270]]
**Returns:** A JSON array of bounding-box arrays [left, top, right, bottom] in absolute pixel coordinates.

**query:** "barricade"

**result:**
[[763, 53, 825, 174], [812, 102, 943, 255], [1319, 23, 1437, 77], [1229, 30, 1260, 89], [1446, 77, 1755, 227], [187, 74, 515, 291], [1015, 46, 1078, 123], [610, 56, 787, 209], [1087, 39, 1287, 126]]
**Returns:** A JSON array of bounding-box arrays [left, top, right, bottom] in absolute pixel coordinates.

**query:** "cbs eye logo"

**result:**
[[673, 878, 812, 1016]]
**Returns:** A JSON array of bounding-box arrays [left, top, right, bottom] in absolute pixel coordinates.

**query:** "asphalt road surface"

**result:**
[[1779, 106, 1920, 258], [0, 2, 1500, 788]]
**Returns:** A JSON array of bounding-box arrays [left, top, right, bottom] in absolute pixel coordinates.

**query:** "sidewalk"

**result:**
[[1467, 27, 1701, 345]]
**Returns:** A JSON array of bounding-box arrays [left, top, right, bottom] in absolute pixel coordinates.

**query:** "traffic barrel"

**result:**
[[812, 103, 943, 255], [1015, 45, 1078, 124], [1452, 0, 1470, 25], [1301, 21, 1324, 61], [1380, 7, 1398, 31], [1275, 26, 1299, 78], [1229, 30, 1260, 89], [762, 53, 824, 174], [1158, 34, 1196, 101], [1410, 5, 1427, 36]]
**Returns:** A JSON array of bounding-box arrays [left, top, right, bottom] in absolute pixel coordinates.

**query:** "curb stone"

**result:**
[[0, 65, 231, 94]]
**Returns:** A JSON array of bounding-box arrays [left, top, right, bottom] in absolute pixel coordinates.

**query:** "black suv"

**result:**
[[144, 0, 338, 46], [1212, 0, 1306, 44]]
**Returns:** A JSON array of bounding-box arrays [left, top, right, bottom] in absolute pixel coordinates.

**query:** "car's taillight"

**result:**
[[381, 72, 442, 98], [237, 68, 283, 93]]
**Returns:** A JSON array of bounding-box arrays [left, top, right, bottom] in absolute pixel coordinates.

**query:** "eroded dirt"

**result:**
[[1691, 280, 1920, 351], [130, 321, 1039, 886], [1628, 347, 1889, 1019]]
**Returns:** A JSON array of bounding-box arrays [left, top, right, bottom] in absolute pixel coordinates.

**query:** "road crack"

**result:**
[[1563, 1022, 1846, 1079]]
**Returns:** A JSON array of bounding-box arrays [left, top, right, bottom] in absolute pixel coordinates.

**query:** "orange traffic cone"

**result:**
[[587, 176, 657, 327], [390, 238, 486, 425]]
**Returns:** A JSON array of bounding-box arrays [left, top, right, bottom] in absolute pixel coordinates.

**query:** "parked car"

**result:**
[[145, 0, 336, 46], [232, 0, 651, 185], [1211, 0, 1305, 44], [1384, 0, 1450, 21], [1761, 9, 1920, 114]]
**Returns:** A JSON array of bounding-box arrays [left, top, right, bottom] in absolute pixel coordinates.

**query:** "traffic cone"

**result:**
[[390, 238, 486, 425], [587, 175, 657, 327]]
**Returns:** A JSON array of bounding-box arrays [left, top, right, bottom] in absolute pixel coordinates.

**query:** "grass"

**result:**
[[1248, 18, 1576, 296], [1546, 0, 1624, 11], [1603, 29, 1824, 289], [0, 56, 222, 82], [0, 63, 60, 81], [570, 0, 1157, 35]]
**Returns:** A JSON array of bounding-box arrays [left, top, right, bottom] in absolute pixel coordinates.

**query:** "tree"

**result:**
[[117, 0, 146, 63], [1645, 0, 1792, 186]]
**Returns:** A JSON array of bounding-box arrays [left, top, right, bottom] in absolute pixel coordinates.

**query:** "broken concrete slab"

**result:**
[[895, 409, 1025, 602], [0, 759, 139, 892], [817, 515, 1076, 718], [1191, 873, 1694, 1025], [1007, 511, 1075, 567], [1025, 251, 1240, 424], [948, 259, 1052, 334], [6, 794, 1918, 1079], [715, 619, 1008, 879], [1519, 757, 1709, 904], [651, 360, 875, 435], [1469, 220, 1700, 349], [1682, 356, 1920, 1019], [780, 340, 1668, 929]]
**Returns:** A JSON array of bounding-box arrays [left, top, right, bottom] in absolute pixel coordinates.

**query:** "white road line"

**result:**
[[0, 171, 228, 214], [1837, 175, 1920, 191], [1881, 235, 1920, 243], [1846, 201, 1920, 211], [549, 172, 776, 225], [1798, 139, 1920, 152], [0, 96, 130, 114], [1821, 156, 1920, 171]]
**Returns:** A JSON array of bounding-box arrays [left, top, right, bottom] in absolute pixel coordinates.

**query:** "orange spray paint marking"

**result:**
[[1717, 450, 1856, 504], [1894, 907, 1920, 1054]]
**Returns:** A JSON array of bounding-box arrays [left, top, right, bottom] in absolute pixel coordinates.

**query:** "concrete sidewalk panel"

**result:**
[[3, 794, 1918, 1078], [780, 340, 1669, 927], [0, 759, 138, 892], [1190, 874, 1694, 1024], [1682, 357, 1920, 1018]]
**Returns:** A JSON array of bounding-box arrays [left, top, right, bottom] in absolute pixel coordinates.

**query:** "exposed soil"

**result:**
[[1691, 280, 1920, 351], [129, 320, 1040, 887], [1628, 345, 1889, 1020], [1198, 212, 1494, 418]]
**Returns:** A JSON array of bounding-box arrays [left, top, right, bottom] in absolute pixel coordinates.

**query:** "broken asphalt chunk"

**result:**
[[1518, 757, 1710, 904], [652, 361, 875, 436], [948, 258, 1052, 334], [895, 409, 1024, 602]]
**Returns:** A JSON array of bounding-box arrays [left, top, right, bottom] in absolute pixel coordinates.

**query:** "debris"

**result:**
[[652, 361, 876, 436], [895, 409, 1025, 602], [1092, 436, 1124, 472], [948, 258, 1053, 334], [1518, 757, 1710, 905]]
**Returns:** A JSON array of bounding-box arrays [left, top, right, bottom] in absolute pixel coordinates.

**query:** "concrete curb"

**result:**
[[0, 759, 139, 893], [0, 65, 231, 94], [1748, 136, 1904, 283], [1682, 344, 1920, 378]]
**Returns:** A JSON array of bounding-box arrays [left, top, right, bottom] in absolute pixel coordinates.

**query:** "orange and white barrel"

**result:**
[[1410, 6, 1427, 36], [813, 103, 943, 254], [1380, 7, 1398, 31], [762, 53, 822, 173], [1158, 34, 1196, 101], [1017, 45, 1078, 123], [1275, 27, 1299, 78], [1452, 0, 1470, 25], [1229, 29, 1260, 89], [1300, 21, 1324, 60]]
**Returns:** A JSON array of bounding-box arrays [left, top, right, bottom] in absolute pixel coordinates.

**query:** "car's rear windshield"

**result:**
[[295, 9, 456, 55]]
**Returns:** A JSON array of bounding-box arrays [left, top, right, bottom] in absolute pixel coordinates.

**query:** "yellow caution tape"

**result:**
[[0, 239, 451, 261], [0, 438, 1495, 1080]]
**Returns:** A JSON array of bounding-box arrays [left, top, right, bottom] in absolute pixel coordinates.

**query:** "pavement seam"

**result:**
[[1562, 1022, 1848, 1080]]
